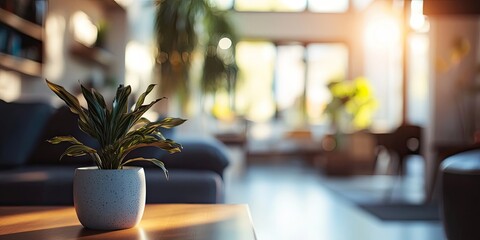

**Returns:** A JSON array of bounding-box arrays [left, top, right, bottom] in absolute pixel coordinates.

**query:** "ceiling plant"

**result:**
[[45, 79, 186, 230], [154, 0, 237, 109]]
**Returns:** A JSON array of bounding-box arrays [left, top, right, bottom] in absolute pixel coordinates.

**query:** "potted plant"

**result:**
[[45, 79, 186, 230], [324, 77, 377, 134], [154, 0, 237, 110], [320, 77, 377, 175]]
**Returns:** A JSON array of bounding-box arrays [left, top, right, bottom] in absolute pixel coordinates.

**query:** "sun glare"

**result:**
[[409, 0, 429, 32], [364, 17, 401, 48]]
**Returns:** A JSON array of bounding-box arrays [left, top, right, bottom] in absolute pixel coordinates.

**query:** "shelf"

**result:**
[[0, 52, 42, 77], [70, 41, 114, 67], [0, 8, 43, 41]]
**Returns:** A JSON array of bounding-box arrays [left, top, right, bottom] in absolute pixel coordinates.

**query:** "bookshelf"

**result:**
[[0, 0, 45, 77]]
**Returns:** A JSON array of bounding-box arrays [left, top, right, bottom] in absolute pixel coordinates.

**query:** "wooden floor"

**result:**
[[223, 148, 445, 240]]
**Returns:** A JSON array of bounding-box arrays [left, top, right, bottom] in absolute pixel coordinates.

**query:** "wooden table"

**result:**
[[0, 204, 256, 240]]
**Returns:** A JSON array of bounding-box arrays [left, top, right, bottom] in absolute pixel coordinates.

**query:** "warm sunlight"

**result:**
[[235, 0, 306, 11], [0, 71, 21, 101], [409, 0, 429, 32], [364, 17, 401, 48], [125, 41, 155, 93], [44, 14, 65, 81], [71, 11, 97, 47], [235, 41, 276, 122], [306, 44, 348, 124], [407, 33, 429, 125], [362, 1, 403, 130], [309, 0, 348, 12], [0, 0, 469, 239], [275, 45, 305, 111], [363, 0, 401, 49]]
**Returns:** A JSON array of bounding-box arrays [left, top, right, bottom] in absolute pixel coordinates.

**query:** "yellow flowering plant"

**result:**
[[325, 77, 377, 132]]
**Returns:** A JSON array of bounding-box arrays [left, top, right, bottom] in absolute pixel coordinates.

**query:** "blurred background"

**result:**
[[1, 0, 480, 239]]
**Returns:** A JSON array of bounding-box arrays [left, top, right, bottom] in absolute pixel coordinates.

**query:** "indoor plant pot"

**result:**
[[45, 80, 185, 230], [74, 167, 146, 230]]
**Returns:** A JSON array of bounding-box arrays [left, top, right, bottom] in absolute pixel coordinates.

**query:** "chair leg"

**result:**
[[397, 155, 407, 176], [383, 154, 403, 202]]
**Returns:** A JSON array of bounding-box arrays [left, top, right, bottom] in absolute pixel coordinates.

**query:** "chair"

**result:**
[[378, 124, 423, 176], [371, 124, 423, 201]]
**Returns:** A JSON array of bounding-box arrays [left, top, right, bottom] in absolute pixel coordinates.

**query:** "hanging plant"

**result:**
[[154, 0, 237, 102]]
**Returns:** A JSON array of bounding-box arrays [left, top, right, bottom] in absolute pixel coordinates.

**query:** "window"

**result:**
[[306, 44, 348, 123], [275, 44, 306, 126], [235, 41, 349, 124], [208, 0, 234, 10], [308, 0, 349, 13], [235, 41, 277, 122], [407, 34, 429, 126], [235, 0, 306, 12], [362, 1, 403, 130], [210, 0, 350, 12]]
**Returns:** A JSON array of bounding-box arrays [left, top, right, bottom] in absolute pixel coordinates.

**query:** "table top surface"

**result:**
[[0, 204, 256, 240]]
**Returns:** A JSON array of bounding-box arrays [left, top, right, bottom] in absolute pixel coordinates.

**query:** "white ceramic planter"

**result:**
[[73, 166, 146, 230]]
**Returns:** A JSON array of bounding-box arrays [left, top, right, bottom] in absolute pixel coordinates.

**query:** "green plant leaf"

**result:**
[[107, 85, 133, 144], [134, 84, 157, 111], [129, 117, 151, 131], [121, 157, 169, 179], [117, 139, 182, 167], [47, 136, 82, 145], [157, 117, 187, 129], [59, 144, 97, 160], [45, 79, 88, 123], [112, 85, 131, 116], [128, 118, 185, 137], [92, 88, 107, 109], [130, 98, 163, 123], [78, 119, 98, 139], [136, 139, 182, 154], [153, 131, 166, 141], [46, 80, 185, 171], [81, 86, 105, 122]]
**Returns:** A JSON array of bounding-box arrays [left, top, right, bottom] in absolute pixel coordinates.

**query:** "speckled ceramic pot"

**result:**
[[73, 166, 146, 230]]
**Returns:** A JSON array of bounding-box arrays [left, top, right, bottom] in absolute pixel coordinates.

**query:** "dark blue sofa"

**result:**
[[0, 100, 229, 205]]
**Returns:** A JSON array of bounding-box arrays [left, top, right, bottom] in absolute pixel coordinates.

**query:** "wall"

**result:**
[[428, 16, 479, 144], [425, 15, 480, 196]]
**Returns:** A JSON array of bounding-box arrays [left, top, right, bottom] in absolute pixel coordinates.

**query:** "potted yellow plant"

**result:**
[[45, 80, 186, 230], [324, 77, 377, 134]]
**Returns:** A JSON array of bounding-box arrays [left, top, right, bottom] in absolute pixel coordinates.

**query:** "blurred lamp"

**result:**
[[218, 37, 232, 50]]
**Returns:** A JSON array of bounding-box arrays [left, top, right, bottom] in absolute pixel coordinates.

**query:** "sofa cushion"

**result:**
[[27, 106, 100, 166], [144, 168, 224, 204], [126, 136, 230, 178], [0, 100, 54, 168], [0, 166, 223, 205], [162, 136, 230, 178], [0, 166, 76, 205]]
